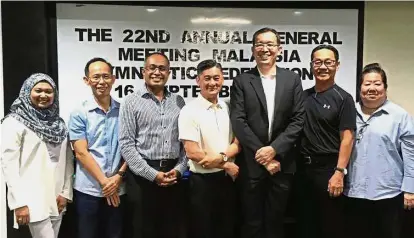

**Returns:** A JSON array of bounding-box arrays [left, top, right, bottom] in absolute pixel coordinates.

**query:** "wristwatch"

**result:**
[[220, 152, 228, 162], [117, 170, 126, 178], [335, 167, 348, 175]]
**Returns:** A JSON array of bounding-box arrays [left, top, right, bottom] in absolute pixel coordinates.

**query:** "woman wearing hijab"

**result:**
[[1, 73, 74, 238]]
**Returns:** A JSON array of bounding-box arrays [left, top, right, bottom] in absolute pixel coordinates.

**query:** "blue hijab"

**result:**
[[3, 73, 68, 144]]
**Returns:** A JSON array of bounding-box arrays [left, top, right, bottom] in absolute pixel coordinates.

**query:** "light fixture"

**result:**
[[191, 17, 251, 24], [146, 8, 157, 13], [294, 11, 303, 16]]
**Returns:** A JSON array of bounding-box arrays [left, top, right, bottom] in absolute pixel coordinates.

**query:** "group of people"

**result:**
[[1, 27, 413, 238]]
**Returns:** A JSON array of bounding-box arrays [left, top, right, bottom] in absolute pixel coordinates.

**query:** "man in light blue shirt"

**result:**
[[68, 57, 127, 238], [344, 63, 414, 238]]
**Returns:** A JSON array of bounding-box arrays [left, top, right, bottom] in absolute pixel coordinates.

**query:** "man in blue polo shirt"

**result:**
[[68, 57, 127, 238]]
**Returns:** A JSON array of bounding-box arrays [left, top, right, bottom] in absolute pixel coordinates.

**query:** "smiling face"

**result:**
[[311, 48, 340, 83], [252, 31, 281, 67], [143, 54, 170, 90], [83, 61, 115, 98], [197, 66, 224, 101], [30, 81, 55, 109], [360, 72, 387, 108]]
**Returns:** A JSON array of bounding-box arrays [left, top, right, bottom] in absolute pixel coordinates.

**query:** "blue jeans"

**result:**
[[75, 190, 124, 238]]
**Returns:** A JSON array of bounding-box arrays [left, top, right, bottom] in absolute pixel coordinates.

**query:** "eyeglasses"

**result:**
[[356, 123, 369, 144], [311, 59, 337, 68], [88, 74, 113, 83], [145, 64, 169, 73], [254, 43, 279, 50]]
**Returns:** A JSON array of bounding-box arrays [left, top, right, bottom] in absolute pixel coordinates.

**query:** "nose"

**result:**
[[39, 92, 48, 98]]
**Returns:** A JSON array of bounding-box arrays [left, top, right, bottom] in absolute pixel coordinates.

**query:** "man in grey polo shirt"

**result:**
[[179, 59, 240, 238]]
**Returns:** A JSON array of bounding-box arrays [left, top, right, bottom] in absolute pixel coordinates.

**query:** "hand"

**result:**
[[165, 169, 180, 180], [106, 193, 121, 207], [328, 171, 344, 197], [101, 175, 122, 197], [56, 195, 68, 214], [265, 160, 281, 175], [198, 154, 223, 169], [223, 162, 239, 180], [255, 146, 276, 165], [404, 193, 414, 210], [154, 172, 177, 187], [15, 206, 30, 225]]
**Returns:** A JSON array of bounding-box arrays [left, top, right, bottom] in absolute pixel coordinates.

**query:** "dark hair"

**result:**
[[360, 63, 388, 89], [144, 52, 170, 66], [252, 27, 281, 46], [84, 57, 113, 76], [196, 59, 222, 76], [311, 45, 339, 61]]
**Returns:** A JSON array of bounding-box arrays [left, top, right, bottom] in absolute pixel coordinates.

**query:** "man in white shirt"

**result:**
[[178, 59, 240, 238]]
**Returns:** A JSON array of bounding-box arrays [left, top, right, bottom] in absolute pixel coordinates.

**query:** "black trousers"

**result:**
[[188, 171, 236, 238], [345, 194, 404, 238], [239, 172, 293, 238], [295, 158, 346, 238], [125, 168, 185, 238]]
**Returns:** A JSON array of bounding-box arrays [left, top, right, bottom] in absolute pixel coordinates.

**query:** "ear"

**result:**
[[277, 45, 283, 55], [83, 76, 90, 86], [336, 61, 341, 72]]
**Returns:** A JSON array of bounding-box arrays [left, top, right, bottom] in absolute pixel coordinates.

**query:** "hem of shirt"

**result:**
[[344, 190, 402, 201]]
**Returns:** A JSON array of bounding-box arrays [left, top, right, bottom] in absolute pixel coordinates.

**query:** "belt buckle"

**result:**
[[159, 159, 168, 168], [304, 156, 312, 165]]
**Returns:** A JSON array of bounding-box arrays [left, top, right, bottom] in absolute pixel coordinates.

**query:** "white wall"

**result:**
[[364, 2, 414, 115]]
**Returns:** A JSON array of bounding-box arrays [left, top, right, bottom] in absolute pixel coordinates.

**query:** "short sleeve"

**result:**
[[178, 106, 200, 143], [68, 109, 87, 141], [339, 95, 357, 131]]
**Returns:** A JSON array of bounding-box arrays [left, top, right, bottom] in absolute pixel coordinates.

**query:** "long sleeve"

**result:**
[[230, 76, 264, 153], [119, 95, 159, 182], [60, 139, 74, 201], [174, 142, 188, 176], [1, 118, 27, 210], [270, 74, 305, 156], [400, 113, 414, 193]]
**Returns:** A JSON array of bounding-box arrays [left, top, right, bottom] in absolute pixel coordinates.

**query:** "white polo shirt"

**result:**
[[258, 68, 277, 140], [178, 96, 234, 174]]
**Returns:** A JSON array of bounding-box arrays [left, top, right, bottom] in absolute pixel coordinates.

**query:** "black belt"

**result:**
[[145, 159, 178, 172], [302, 154, 338, 166]]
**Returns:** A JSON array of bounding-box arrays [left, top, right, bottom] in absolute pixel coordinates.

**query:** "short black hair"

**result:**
[[311, 45, 339, 61], [360, 63, 388, 89], [196, 59, 222, 76], [252, 27, 281, 46], [144, 52, 170, 66], [84, 57, 113, 76]]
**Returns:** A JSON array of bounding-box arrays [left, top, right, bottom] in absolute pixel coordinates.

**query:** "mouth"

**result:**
[[96, 87, 107, 92]]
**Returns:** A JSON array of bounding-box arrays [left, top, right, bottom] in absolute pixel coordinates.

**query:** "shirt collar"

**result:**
[[356, 99, 390, 117], [137, 84, 171, 99], [197, 95, 224, 110], [257, 66, 277, 79], [86, 96, 119, 112]]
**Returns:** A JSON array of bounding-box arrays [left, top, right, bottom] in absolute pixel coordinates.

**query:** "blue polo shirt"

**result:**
[[68, 97, 125, 197]]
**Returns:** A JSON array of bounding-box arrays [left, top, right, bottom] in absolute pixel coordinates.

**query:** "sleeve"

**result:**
[[230, 75, 264, 153], [178, 106, 200, 143], [0, 118, 27, 210], [59, 139, 74, 201], [68, 108, 87, 141], [174, 95, 189, 175], [119, 96, 159, 182], [270, 74, 305, 156], [400, 113, 414, 193], [339, 95, 357, 131]]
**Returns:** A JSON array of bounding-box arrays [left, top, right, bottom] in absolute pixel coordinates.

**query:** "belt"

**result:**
[[145, 159, 178, 172], [302, 154, 338, 166]]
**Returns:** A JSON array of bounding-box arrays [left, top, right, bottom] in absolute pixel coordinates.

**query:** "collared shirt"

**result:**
[[68, 97, 125, 197], [178, 96, 234, 174], [344, 100, 414, 200], [119, 85, 188, 182], [258, 67, 277, 140]]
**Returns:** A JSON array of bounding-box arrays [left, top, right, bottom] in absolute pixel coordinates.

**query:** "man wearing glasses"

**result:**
[[69, 57, 127, 238], [296, 45, 356, 238], [230, 27, 305, 238], [119, 52, 188, 238]]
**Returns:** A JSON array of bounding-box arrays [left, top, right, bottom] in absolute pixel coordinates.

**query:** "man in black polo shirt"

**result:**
[[297, 44, 356, 238]]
